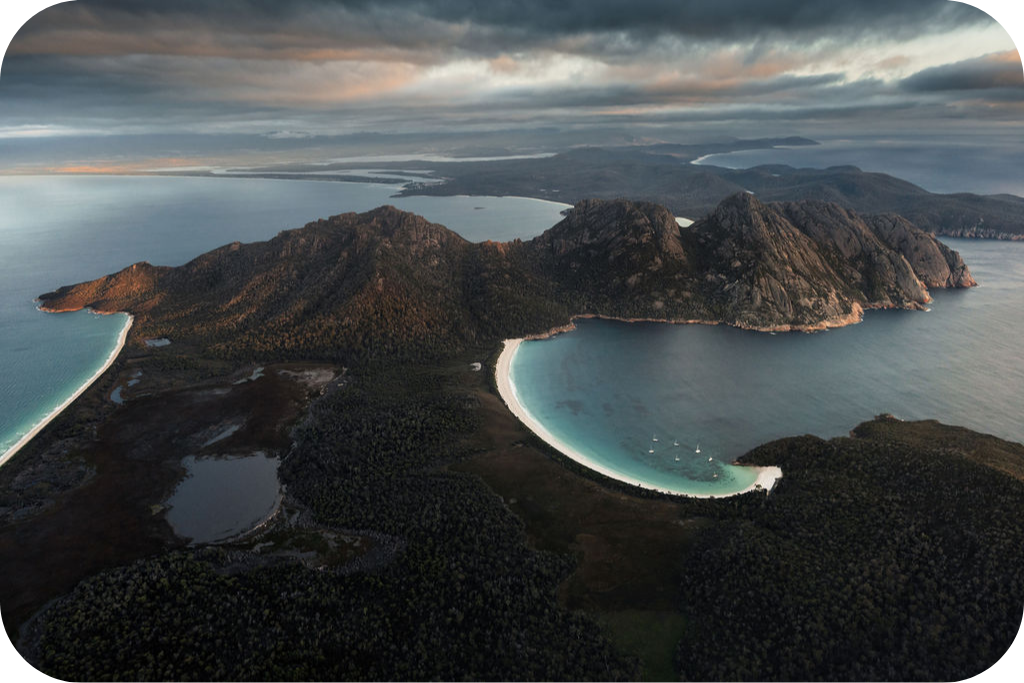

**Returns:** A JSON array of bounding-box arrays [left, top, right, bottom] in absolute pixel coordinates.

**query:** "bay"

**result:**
[[510, 238, 1024, 496]]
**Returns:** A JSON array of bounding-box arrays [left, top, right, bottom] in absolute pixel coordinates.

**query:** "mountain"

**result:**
[[38, 195, 975, 362]]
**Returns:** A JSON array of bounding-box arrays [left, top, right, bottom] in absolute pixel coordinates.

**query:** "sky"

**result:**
[[0, 1, 1021, 168]]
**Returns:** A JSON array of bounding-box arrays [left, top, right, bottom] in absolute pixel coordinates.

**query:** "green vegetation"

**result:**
[[28, 350, 1024, 682], [38, 196, 974, 369], [674, 429, 1024, 681], [597, 611, 688, 682]]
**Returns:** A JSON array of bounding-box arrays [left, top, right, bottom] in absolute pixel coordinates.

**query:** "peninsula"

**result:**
[[37, 193, 975, 364]]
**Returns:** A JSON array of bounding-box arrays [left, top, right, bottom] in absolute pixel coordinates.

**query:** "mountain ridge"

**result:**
[[38, 194, 976, 363]]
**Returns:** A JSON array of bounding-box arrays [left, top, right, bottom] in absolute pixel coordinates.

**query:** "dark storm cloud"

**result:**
[[339, 0, 984, 39], [901, 51, 1024, 92], [16, 0, 990, 58]]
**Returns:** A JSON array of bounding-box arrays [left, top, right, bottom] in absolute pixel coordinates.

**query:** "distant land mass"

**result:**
[[376, 145, 1024, 240], [39, 193, 974, 364], [159, 137, 1024, 240], [206, 138, 1024, 240]]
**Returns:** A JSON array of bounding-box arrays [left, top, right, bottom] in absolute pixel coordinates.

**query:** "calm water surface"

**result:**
[[164, 453, 281, 544]]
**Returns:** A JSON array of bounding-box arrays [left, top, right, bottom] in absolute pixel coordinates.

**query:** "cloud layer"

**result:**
[[1, 0, 1021, 143]]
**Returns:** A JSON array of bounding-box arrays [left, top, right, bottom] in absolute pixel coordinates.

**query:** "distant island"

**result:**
[[6, 195, 1022, 683]]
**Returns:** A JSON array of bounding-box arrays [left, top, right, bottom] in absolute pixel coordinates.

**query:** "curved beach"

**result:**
[[0, 313, 134, 468], [495, 338, 782, 498]]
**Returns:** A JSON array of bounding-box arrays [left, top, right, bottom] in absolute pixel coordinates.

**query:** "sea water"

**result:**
[[0, 174, 569, 460], [510, 239, 1024, 496]]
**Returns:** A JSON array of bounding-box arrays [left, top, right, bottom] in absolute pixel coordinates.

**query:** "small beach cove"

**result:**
[[496, 337, 782, 498], [497, 237, 1024, 498]]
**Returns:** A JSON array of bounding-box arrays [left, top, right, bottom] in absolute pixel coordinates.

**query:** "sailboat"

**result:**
[[695, 442, 701, 454], [673, 440, 679, 447], [652, 435, 659, 442]]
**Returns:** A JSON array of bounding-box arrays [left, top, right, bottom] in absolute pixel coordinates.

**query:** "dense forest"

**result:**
[[27, 355, 1024, 680], [31, 368, 638, 681]]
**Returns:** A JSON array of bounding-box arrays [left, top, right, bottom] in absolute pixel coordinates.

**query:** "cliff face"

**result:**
[[38, 195, 976, 361], [865, 213, 977, 288], [692, 194, 871, 328]]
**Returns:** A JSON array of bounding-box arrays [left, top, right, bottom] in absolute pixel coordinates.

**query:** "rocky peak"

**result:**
[[36, 197, 979, 362], [535, 198, 684, 259]]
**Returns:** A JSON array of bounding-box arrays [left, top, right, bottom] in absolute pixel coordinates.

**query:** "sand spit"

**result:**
[[495, 338, 782, 499]]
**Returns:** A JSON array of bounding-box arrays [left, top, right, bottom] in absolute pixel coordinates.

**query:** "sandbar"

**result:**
[[0, 313, 134, 468], [495, 338, 782, 499]]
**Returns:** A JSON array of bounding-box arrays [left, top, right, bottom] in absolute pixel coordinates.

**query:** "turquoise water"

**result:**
[[511, 238, 1024, 496], [0, 175, 568, 459]]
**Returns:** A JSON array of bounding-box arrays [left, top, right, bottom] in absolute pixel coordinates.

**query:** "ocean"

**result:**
[[0, 174, 569, 461]]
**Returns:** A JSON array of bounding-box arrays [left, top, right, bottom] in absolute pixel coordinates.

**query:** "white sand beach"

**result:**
[[0, 313, 134, 469], [495, 338, 782, 499]]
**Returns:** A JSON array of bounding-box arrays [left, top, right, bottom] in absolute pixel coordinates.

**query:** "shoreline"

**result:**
[[520, 303, 868, 342], [0, 312, 134, 469], [495, 337, 782, 499]]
